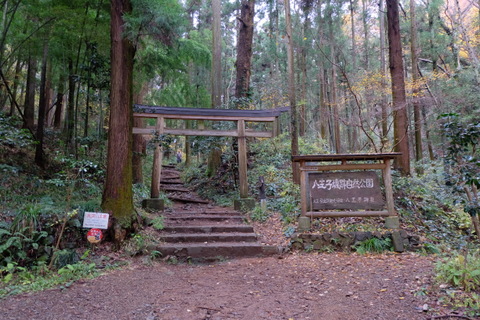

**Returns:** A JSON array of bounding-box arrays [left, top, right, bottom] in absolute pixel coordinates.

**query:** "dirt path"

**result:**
[[0, 252, 435, 320]]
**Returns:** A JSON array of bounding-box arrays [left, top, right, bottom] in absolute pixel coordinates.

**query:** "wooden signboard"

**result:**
[[293, 153, 400, 218], [308, 171, 384, 210]]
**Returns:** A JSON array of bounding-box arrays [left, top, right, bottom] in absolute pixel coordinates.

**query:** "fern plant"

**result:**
[[353, 237, 393, 254]]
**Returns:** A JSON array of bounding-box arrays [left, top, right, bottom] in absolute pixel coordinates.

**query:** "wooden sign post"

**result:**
[[293, 153, 401, 229]]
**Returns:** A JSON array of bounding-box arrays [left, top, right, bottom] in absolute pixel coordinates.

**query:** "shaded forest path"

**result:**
[[0, 167, 445, 320], [0, 253, 436, 319]]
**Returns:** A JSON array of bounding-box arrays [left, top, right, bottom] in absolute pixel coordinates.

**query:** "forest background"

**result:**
[[0, 0, 480, 315]]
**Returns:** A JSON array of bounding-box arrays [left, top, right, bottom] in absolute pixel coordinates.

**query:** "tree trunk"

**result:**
[[102, 0, 136, 241], [66, 59, 75, 152], [44, 62, 53, 127], [35, 41, 48, 168], [410, 0, 423, 172], [23, 54, 36, 131], [327, 0, 341, 154], [362, 0, 369, 69], [206, 0, 224, 180], [84, 83, 90, 137], [350, 0, 357, 70], [387, 0, 411, 175], [379, 0, 389, 144], [8, 58, 23, 117], [299, 2, 311, 137], [212, 0, 222, 108], [54, 75, 65, 129], [235, 0, 255, 101], [285, 0, 299, 184], [132, 83, 148, 185]]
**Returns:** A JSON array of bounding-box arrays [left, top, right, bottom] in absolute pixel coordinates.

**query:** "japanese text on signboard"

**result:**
[[308, 171, 384, 210], [83, 212, 109, 229]]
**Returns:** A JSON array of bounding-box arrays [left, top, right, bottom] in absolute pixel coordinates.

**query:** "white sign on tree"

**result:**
[[83, 212, 109, 229]]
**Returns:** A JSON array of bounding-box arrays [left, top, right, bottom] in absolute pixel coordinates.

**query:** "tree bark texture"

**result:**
[[379, 0, 389, 143], [132, 83, 148, 185], [54, 77, 65, 129], [285, 0, 299, 184], [23, 54, 36, 131], [410, 0, 423, 168], [387, 0, 411, 175], [8, 58, 23, 117], [66, 59, 75, 152], [235, 0, 255, 100], [102, 0, 135, 235], [35, 41, 48, 168], [212, 0, 222, 108]]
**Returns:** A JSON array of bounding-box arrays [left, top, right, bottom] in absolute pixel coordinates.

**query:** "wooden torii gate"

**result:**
[[133, 105, 289, 202]]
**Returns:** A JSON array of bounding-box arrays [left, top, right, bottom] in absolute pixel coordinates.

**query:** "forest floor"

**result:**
[[0, 251, 439, 320], [0, 207, 456, 320], [0, 169, 465, 320]]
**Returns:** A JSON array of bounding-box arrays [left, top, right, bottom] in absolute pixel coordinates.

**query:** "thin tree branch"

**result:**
[[0, 67, 36, 138], [1, 17, 55, 68]]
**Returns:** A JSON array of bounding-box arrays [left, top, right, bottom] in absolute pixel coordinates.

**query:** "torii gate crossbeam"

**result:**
[[133, 105, 290, 200]]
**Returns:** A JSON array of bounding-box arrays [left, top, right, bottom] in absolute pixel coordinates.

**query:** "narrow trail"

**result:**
[[0, 253, 435, 320], [0, 166, 441, 320]]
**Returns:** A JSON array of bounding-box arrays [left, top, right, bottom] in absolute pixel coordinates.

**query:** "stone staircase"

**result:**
[[154, 208, 280, 260], [151, 167, 281, 260]]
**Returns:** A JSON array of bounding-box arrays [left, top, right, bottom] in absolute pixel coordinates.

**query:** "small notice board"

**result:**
[[293, 153, 400, 218], [83, 212, 109, 229]]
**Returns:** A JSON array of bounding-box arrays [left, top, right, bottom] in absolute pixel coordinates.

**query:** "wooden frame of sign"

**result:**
[[292, 153, 401, 218], [133, 105, 289, 200]]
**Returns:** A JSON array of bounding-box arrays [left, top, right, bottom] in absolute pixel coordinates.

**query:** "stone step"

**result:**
[[163, 225, 254, 233], [159, 232, 258, 243], [161, 179, 183, 184], [161, 186, 190, 192], [152, 242, 280, 258], [170, 210, 241, 216], [167, 196, 209, 204], [165, 215, 244, 223]]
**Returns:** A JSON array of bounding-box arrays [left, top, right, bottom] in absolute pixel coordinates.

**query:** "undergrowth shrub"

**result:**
[[0, 113, 34, 149], [436, 249, 480, 292], [393, 162, 472, 247], [249, 205, 270, 222], [353, 237, 393, 254], [435, 249, 480, 317]]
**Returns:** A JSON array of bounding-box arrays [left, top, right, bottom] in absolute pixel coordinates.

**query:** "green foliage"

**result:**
[[249, 206, 270, 222], [0, 224, 52, 268], [11, 204, 41, 235], [0, 260, 99, 298], [51, 249, 80, 270], [441, 114, 480, 193], [353, 237, 393, 254], [122, 233, 158, 257], [436, 249, 480, 292], [151, 216, 164, 230], [393, 162, 473, 246], [422, 242, 441, 254], [0, 114, 34, 148]]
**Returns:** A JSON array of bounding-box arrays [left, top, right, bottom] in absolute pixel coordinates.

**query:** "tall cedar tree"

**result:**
[[35, 41, 49, 168], [235, 0, 255, 100], [102, 0, 136, 241], [212, 0, 222, 108], [387, 0, 410, 175], [410, 0, 423, 169], [285, 0, 299, 183]]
